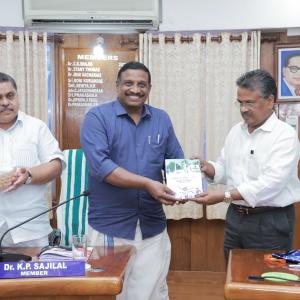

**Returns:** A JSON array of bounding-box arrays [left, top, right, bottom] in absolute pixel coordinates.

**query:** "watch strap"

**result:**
[[223, 191, 232, 203], [25, 170, 32, 184]]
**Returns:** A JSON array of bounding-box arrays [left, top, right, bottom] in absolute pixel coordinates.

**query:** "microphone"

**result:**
[[0, 190, 89, 262]]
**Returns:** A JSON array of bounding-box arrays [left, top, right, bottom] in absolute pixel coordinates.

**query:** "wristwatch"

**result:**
[[24, 170, 32, 185], [223, 191, 233, 203]]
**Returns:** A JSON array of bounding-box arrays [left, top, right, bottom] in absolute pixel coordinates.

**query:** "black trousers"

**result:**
[[224, 203, 295, 262]]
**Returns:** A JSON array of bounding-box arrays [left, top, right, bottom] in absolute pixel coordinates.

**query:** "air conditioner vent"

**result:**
[[31, 19, 154, 25], [23, 0, 160, 32]]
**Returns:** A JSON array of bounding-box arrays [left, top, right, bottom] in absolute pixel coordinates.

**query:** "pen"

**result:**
[[148, 136, 151, 144], [157, 134, 160, 143]]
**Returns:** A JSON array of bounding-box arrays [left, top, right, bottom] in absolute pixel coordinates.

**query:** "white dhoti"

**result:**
[[88, 222, 171, 300]]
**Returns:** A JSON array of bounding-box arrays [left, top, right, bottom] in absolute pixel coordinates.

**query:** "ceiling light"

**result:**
[[93, 35, 105, 59]]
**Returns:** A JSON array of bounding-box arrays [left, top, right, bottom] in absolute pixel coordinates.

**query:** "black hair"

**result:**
[[0, 72, 17, 90], [236, 69, 277, 100], [117, 61, 151, 85]]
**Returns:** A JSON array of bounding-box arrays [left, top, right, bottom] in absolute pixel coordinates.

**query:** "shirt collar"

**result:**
[[241, 112, 277, 133], [115, 99, 151, 119], [2, 111, 24, 132], [17, 111, 25, 124]]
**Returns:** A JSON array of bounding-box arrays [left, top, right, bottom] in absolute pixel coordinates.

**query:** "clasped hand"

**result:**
[[0, 168, 28, 192]]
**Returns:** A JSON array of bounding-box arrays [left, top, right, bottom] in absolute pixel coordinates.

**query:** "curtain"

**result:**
[[205, 31, 260, 219], [140, 31, 260, 220], [140, 32, 205, 220], [0, 31, 48, 122]]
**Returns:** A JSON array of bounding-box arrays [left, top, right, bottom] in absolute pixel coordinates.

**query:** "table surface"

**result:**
[[0, 245, 135, 299], [224, 249, 300, 300]]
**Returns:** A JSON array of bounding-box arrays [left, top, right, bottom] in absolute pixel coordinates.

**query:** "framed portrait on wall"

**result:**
[[275, 44, 300, 102], [276, 102, 300, 140]]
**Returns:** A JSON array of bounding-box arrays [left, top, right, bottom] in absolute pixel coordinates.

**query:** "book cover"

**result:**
[[165, 159, 203, 200]]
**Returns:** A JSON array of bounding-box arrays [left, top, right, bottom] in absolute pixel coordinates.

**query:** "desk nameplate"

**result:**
[[0, 260, 85, 279]]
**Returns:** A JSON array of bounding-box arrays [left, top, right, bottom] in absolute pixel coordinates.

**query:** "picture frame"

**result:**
[[276, 102, 300, 139], [275, 44, 300, 102]]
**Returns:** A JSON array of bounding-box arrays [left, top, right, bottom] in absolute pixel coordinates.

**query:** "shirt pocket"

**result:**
[[13, 142, 39, 168], [247, 154, 260, 180], [148, 142, 166, 165]]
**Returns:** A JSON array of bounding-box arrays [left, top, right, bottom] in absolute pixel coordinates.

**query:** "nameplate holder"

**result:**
[[0, 260, 85, 279]]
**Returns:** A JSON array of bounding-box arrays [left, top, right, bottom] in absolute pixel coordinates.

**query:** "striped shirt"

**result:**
[[0, 111, 65, 244]]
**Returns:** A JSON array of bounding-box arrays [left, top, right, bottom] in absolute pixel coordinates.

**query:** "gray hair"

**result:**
[[236, 69, 277, 100]]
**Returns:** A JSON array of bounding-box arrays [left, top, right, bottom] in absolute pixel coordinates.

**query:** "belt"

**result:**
[[231, 204, 286, 215]]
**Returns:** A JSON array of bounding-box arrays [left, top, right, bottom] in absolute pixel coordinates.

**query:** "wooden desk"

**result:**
[[0, 245, 135, 300], [225, 249, 300, 300]]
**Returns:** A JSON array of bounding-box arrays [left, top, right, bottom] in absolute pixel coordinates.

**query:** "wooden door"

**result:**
[[55, 34, 138, 149]]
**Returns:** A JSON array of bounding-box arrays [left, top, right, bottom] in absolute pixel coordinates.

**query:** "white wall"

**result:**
[[0, 0, 23, 27], [0, 0, 300, 31], [160, 0, 300, 31]]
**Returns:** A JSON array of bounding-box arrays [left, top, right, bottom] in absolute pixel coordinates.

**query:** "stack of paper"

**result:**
[[39, 246, 94, 261], [39, 247, 74, 260]]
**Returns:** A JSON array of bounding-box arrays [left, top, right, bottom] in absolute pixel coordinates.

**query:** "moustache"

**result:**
[[0, 108, 13, 113], [241, 112, 251, 118], [125, 92, 144, 97]]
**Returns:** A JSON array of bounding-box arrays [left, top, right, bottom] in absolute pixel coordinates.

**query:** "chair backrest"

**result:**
[[56, 149, 89, 246]]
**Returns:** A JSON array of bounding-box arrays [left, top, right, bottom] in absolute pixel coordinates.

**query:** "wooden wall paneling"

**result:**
[[191, 218, 208, 271], [205, 220, 225, 272], [190, 218, 208, 270], [168, 218, 225, 272], [260, 31, 283, 77], [62, 35, 79, 48], [168, 219, 191, 270], [260, 42, 275, 77]]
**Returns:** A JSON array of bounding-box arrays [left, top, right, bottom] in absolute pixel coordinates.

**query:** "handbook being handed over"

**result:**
[[165, 159, 203, 200]]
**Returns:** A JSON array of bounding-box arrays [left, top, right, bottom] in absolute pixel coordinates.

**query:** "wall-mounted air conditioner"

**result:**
[[23, 0, 161, 32]]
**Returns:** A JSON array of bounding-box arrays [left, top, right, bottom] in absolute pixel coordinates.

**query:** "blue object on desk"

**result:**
[[272, 250, 300, 264]]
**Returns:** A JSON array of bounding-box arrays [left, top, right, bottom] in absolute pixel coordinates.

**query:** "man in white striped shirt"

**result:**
[[0, 72, 65, 247]]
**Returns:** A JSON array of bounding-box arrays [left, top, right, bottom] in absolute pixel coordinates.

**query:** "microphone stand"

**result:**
[[0, 190, 89, 262]]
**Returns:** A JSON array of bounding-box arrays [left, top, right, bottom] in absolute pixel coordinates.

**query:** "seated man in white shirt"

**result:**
[[193, 69, 300, 261], [0, 72, 65, 247]]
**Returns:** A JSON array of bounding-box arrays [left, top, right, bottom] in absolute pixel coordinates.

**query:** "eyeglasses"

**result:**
[[234, 101, 256, 109], [287, 65, 300, 73]]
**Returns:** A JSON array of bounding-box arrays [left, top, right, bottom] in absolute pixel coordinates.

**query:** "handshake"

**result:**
[[0, 168, 17, 192]]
